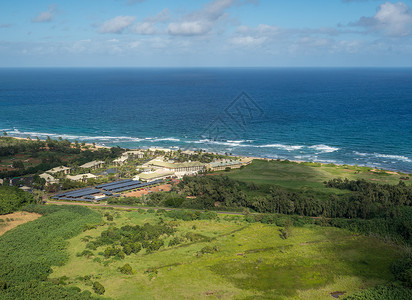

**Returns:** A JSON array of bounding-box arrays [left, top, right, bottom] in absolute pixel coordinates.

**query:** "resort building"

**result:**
[[113, 156, 128, 166], [181, 150, 197, 156], [148, 147, 173, 154], [124, 150, 144, 159], [46, 166, 71, 175], [39, 173, 58, 185], [206, 158, 253, 171], [79, 160, 105, 170], [145, 158, 206, 172], [19, 186, 32, 192], [113, 150, 145, 166], [135, 170, 175, 182], [66, 173, 97, 182]]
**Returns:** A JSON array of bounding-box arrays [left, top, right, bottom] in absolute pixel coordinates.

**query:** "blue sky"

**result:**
[[1, 0, 412, 67]]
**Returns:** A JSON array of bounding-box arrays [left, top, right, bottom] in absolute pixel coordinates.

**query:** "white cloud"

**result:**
[[145, 8, 170, 23], [168, 22, 210, 36], [133, 22, 158, 35], [32, 5, 57, 23], [230, 36, 266, 46], [354, 2, 412, 36], [166, 0, 243, 36], [99, 16, 136, 34], [131, 9, 170, 35]]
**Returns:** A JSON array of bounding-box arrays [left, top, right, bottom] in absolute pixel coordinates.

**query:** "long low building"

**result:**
[[40, 173, 58, 185], [113, 156, 128, 166], [146, 159, 206, 172], [47, 166, 71, 175], [79, 160, 105, 170], [136, 170, 175, 182], [66, 173, 97, 182], [124, 150, 144, 159], [206, 158, 254, 171]]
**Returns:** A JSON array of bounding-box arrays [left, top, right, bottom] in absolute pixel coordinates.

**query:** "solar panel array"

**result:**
[[109, 180, 162, 193], [96, 179, 134, 189], [53, 179, 163, 202], [99, 180, 141, 191]]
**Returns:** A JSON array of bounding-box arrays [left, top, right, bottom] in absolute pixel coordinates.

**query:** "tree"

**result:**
[[119, 263, 133, 275], [92, 281, 105, 295], [32, 174, 46, 190], [12, 160, 24, 169], [279, 219, 293, 240]]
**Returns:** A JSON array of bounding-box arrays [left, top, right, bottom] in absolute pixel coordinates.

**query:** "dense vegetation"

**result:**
[[0, 205, 102, 299], [342, 284, 412, 300], [0, 186, 35, 215], [0, 136, 124, 178], [85, 222, 175, 258], [149, 175, 412, 244], [48, 209, 409, 299]]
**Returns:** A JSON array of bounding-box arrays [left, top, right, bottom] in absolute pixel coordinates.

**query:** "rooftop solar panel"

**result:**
[[96, 180, 134, 189], [55, 188, 96, 197], [101, 181, 142, 191], [67, 189, 102, 198], [53, 179, 162, 201]]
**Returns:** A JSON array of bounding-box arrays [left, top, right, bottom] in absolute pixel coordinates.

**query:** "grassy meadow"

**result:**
[[218, 159, 411, 194], [50, 208, 406, 299]]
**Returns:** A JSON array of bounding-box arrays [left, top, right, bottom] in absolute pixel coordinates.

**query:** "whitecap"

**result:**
[[373, 153, 411, 163], [309, 144, 339, 153], [256, 144, 304, 151]]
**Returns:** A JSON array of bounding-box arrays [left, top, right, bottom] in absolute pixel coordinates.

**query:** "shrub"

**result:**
[[92, 281, 105, 295], [119, 263, 133, 275], [391, 256, 412, 287], [343, 284, 412, 299]]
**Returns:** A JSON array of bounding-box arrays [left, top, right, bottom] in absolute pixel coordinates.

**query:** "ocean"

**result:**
[[1, 68, 412, 173]]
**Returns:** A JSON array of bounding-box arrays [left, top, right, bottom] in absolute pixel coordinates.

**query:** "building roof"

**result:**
[[147, 159, 205, 169], [40, 173, 57, 182], [138, 170, 175, 181], [67, 173, 97, 181], [47, 166, 71, 174], [208, 159, 243, 168], [181, 150, 197, 155], [80, 161, 105, 168], [19, 186, 31, 191], [148, 147, 173, 153], [113, 156, 128, 163]]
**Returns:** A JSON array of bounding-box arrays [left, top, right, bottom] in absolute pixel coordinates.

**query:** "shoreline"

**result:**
[[2, 135, 411, 175]]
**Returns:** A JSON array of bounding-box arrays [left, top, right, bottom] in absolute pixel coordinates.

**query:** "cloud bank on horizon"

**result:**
[[1, 0, 412, 67]]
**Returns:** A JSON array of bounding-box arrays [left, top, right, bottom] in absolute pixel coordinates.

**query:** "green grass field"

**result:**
[[217, 159, 410, 194], [50, 208, 406, 299]]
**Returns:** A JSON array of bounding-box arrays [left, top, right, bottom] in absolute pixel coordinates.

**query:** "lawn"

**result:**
[[50, 208, 406, 299], [217, 159, 410, 194]]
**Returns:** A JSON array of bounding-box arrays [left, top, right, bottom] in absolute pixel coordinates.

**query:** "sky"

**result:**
[[1, 0, 412, 67]]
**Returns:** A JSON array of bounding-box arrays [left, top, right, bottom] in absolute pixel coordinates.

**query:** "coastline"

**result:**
[[3, 135, 410, 175]]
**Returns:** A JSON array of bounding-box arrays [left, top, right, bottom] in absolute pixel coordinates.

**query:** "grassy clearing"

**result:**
[[0, 211, 41, 236], [219, 159, 409, 194], [51, 208, 406, 299]]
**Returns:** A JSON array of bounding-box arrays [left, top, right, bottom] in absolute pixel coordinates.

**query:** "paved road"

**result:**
[[45, 200, 246, 216]]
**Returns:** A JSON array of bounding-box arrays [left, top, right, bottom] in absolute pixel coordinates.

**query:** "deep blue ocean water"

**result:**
[[1, 68, 412, 172]]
